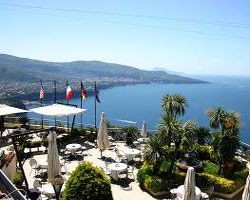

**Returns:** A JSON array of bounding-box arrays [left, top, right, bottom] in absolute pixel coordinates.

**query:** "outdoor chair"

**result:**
[[60, 159, 69, 174], [127, 165, 135, 180], [114, 148, 127, 163], [29, 159, 41, 176], [33, 180, 42, 191], [201, 186, 214, 200], [32, 180, 43, 200], [118, 169, 128, 182]]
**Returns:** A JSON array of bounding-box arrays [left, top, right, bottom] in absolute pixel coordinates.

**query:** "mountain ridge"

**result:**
[[0, 54, 207, 84]]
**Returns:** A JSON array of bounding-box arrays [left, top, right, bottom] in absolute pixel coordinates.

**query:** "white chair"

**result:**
[[29, 159, 40, 176], [33, 180, 42, 190], [127, 166, 135, 180]]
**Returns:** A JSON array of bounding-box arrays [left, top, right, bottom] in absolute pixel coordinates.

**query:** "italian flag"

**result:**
[[66, 84, 73, 100]]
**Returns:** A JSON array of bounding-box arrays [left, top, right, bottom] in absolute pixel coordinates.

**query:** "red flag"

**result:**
[[81, 82, 87, 100], [39, 85, 44, 99], [66, 84, 73, 100]]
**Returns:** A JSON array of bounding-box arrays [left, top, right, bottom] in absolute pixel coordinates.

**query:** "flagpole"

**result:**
[[66, 81, 69, 133], [40, 80, 43, 128], [94, 81, 97, 128], [80, 80, 83, 129], [54, 80, 57, 128]]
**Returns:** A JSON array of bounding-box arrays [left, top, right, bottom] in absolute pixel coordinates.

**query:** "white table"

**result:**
[[137, 137, 149, 143], [109, 163, 127, 181], [42, 184, 55, 196], [176, 185, 201, 200], [124, 149, 141, 161], [66, 143, 82, 156], [37, 160, 48, 169]]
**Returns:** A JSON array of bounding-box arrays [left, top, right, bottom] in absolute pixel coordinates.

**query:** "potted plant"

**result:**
[[122, 126, 138, 145]]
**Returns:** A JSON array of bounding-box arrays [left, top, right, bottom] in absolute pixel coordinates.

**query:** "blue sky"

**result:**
[[0, 0, 250, 75]]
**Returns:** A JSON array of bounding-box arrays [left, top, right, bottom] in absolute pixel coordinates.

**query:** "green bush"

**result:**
[[137, 163, 154, 184], [193, 144, 213, 160], [63, 162, 113, 200], [138, 161, 248, 194], [203, 161, 219, 176], [144, 176, 168, 193], [13, 170, 23, 188]]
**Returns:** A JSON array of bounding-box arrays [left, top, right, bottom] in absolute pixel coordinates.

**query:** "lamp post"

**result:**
[[51, 175, 64, 200]]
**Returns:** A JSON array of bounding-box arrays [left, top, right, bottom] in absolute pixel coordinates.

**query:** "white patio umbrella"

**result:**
[[97, 112, 110, 158], [140, 121, 147, 138], [183, 167, 196, 200], [242, 171, 250, 200], [29, 103, 87, 117], [0, 104, 27, 137], [47, 131, 61, 182], [29, 103, 87, 128]]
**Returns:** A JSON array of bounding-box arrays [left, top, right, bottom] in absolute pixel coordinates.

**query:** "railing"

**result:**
[[4, 117, 94, 129], [3, 117, 250, 153]]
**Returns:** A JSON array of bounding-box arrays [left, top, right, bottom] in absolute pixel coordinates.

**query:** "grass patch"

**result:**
[[203, 161, 219, 176]]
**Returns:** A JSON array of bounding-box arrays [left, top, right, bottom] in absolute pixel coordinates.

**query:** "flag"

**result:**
[[66, 82, 73, 101], [81, 81, 87, 100], [39, 83, 44, 100], [95, 82, 101, 103], [53, 80, 57, 103]]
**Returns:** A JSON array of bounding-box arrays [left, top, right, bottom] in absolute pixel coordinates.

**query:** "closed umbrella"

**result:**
[[242, 171, 250, 200], [183, 167, 196, 200], [47, 131, 61, 182], [140, 121, 147, 138], [97, 112, 110, 158]]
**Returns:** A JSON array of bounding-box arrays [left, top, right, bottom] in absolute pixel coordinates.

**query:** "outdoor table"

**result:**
[[137, 137, 149, 143], [109, 163, 128, 181], [42, 184, 55, 198], [37, 159, 48, 169], [66, 143, 82, 156], [124, 149, 141, 161], [176, 185, 201, 200]]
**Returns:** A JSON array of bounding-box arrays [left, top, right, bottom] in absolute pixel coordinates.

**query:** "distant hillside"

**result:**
[[0, 54, 207, 84], [151, 67, 187, 76]]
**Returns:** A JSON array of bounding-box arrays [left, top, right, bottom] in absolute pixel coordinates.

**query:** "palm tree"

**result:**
[[144, 135, 166, 172], [161, 94, 188, 118], [158, 114, 181, 146], [182, 120, 197, 151], [194, 127, 211, 145], [208, 108, 241, 177], [206, 107, 226, 134]]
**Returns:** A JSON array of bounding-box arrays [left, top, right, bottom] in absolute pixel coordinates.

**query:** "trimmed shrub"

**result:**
[[13, 170, 24, 188], [203, 161, 219, 176], [144, 176, 168, 193], [193, 144, 213, 160], [63, 162, 113, 200], [138, 161, 248, 194]]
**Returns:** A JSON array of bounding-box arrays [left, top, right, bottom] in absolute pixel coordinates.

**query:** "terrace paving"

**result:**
[[23, 141, 157, 200]]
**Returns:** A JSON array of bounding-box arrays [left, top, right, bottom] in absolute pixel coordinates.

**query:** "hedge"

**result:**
[[137, 163, 248, 194], [63, 162, 113, 200]]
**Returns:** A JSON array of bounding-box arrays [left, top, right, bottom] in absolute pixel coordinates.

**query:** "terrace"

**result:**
[[1, 95, 250, 200]]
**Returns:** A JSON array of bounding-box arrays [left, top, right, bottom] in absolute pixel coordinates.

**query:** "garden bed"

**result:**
[[137, 163, 248, 196]]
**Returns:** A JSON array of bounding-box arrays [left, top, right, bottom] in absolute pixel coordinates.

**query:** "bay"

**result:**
[[27, 75, 250, 144]]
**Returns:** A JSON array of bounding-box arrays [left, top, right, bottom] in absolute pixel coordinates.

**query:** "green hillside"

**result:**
[[0, 54, 207, 83]]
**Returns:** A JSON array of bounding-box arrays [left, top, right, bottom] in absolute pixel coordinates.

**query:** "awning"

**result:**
[[29, 104, 87, 117], [0, 104, 27, 116]]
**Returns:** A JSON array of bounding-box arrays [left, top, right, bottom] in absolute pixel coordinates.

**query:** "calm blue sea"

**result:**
[[27, 75, 250, 144]]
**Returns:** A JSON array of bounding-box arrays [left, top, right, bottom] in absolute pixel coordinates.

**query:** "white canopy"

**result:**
[[141, 121, 147, 138], [47, 131, 61, 182], [0, 104, 27, 116], [183, 167, 196, 200], [97, 112, 110, 156], [29, 103, 87, 117]]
